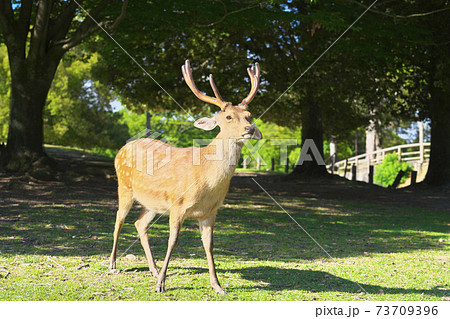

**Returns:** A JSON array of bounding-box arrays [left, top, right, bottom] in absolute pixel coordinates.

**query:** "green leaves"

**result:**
[[239, 119, 302, 171], [374, 153, 412, 187], [0, 44, 11, 142], [44, 48, 127, 149]]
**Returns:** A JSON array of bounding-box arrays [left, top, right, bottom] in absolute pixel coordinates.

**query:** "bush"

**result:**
[[90, 147, 117, 159], [374, 153, 412, 187]]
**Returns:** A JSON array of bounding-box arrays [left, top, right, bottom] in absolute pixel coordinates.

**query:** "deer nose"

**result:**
[[245, 126, 255, 134]]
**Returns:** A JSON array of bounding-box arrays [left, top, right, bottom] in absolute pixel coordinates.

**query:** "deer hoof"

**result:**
[[155, 285, 165, 293], [150, 269, 159, 278], [212, 286, 226, 295], [108, 268, 120, 274]]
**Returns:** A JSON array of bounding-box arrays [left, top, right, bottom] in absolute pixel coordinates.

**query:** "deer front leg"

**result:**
[[109, 186, 134, 272], [155, 213, 183, 293], [199, 214, 225, 294], [135, 208, 159, 278]]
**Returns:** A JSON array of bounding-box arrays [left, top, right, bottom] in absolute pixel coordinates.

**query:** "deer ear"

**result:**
[[194, 117, 218, 131]]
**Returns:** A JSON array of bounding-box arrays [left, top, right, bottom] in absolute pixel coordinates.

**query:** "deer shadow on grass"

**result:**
[[124, 266, 153, 273], [167, 266, 448, 297]]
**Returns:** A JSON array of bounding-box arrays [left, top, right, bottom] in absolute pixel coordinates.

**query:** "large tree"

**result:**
[[412, 1, 450, 186], [352, 0, 450, 186], [0, 0, 128, 170]]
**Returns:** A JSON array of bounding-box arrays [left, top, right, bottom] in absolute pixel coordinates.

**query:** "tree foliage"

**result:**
[[93, 0, 429, 178], [44, 49, 125, 149], [0, 0, 448, 185]]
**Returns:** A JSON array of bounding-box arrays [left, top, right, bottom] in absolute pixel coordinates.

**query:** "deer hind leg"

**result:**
[[135, 208, 159, 278], [109, 185, 134, 272], [155, 211, 184, 293], [199, 213, 225, 294]]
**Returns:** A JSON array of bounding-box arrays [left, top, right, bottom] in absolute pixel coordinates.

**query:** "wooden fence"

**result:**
[[329, 142, 431, 183]]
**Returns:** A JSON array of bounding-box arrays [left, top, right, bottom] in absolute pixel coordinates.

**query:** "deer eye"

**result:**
[[226, 115, 233, 121]]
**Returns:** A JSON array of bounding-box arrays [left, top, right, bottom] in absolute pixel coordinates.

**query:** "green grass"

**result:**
[[0, 192, 448, 301]]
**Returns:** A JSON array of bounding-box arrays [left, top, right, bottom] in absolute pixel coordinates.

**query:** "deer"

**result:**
[[109, 60, 262, 294]]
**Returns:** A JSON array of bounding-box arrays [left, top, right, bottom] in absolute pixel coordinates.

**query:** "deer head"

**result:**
[[181, 60, 262, 141]]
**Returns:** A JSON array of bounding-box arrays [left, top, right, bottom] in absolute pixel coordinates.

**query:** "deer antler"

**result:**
[[241, 62, 260, 105], [182, 60, 229, 110]]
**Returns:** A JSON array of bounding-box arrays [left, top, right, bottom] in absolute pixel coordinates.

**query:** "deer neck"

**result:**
[[200, 132, 244, 186]]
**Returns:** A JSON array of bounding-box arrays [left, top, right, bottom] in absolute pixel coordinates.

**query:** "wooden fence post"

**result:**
[[368, 165, 374, 185], [390, 170, 405, 189], [285, 157, 290, 173], [146, 111, 152, 137], [331, 154, 336, 175], [351, 164, 357, 181], [243, 157, 248, 169], [343, 159, 348, 178], [271, 158, 275, 171], [410, 170, 417, 186]]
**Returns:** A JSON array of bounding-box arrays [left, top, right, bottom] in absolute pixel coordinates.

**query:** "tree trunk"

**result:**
[[1, 55, 60, 171], [289, 97, 328, 179], [423, 86, 450, 186]]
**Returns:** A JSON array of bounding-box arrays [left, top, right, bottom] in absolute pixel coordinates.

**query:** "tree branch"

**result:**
[[109, 0, 129, 30], [48, 0, 79, 43], [58, 0, 129, 52], [57, 6, 104, 51], [29, 0, 54, 65], [345, 0, 450, 19], [17, 0, 33, 44], [0, 0, 17, 47]]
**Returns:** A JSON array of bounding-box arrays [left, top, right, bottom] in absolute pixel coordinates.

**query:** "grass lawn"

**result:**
[[0, 180, 448, 301]]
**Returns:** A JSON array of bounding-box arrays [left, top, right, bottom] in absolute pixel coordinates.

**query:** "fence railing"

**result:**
[[328, 142, 431, 182]]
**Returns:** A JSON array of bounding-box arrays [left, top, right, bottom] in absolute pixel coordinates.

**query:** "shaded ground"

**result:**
[[1, 147, 448, 213], [231, 172, 450, 212]]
